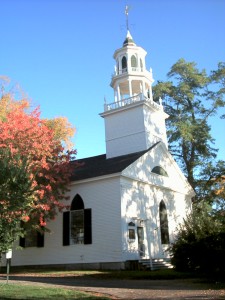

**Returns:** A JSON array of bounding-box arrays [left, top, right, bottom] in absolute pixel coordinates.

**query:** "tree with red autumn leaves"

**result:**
[[0, 80, 76, 254]]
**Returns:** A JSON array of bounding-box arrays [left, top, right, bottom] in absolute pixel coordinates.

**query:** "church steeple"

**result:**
[[100, 11, 169, 159]]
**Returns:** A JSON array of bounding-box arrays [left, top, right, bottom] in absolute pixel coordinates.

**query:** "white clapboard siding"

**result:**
[[11, 176, 123, 266]]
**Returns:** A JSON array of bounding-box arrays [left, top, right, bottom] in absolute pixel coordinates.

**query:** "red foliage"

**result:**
[[0, 102, 76, 229]]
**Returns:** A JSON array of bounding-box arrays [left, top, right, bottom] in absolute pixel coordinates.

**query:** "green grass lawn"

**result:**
[[0, 283, 110, 300]]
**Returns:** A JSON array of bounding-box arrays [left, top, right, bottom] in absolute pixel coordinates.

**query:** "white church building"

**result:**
[[11, 28, 194, 270]]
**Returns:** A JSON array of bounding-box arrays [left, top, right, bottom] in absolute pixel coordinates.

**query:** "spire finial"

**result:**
[[125, 5, 130, 31]]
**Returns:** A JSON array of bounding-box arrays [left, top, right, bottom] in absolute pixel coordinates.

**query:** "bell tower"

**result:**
[[100, 9, 169, 159]]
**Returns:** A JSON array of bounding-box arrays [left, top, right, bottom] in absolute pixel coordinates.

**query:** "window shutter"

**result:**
[[19, 221, 25, 247], [84, 208, 92, 244], [37, 232, 44, 247], [63, 211, 70, 246], [19, 237, 25, 248]]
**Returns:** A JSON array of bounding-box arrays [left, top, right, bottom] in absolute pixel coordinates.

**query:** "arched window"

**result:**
[[122, 56, 127, 72], [116, 60, 119, 75], [63, 194, 92, 246], [71, 194, 84, 210], [70, 195, 84, 244], [140, 58, 143, 71], [159, 200, 170, 244], [131, 55, 137, 70], [152, 166, 168, 177]]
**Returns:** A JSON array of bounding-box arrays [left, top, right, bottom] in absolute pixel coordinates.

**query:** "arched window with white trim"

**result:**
[[152, 166, 168, 177], [140, 58, 143, 71], [159, 200, 170, 244], [122, 56, 127, 73], [63, 194, 92, 246], [131, 55, 137, 70]]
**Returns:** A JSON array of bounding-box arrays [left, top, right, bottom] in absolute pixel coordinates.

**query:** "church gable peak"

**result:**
[[122, 143, 195, 196]]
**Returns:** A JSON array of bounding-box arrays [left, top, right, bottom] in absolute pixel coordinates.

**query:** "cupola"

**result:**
[[100, 13, 169, 159]]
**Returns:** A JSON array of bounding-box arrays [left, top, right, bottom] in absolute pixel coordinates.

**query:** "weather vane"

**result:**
[[125, 5, 130, 31]]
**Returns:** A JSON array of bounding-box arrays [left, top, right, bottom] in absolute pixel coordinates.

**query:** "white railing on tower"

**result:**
[[104, 94, 162, 112], [112, 67, 145, 77]]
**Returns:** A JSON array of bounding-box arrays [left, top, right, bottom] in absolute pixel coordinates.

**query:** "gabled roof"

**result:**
[[70, 143, 159, 182]]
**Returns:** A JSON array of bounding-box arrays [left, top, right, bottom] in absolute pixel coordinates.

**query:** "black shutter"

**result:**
[[84, 208, 92, 244], [37, 232, 44, 247], [19, 221, 25, 247], [63, 211, 70, 246], [19, 237, 25, 248]]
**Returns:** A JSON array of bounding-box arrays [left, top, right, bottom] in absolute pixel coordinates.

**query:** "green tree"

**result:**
[[0, 149, 34, 254], [0, 79, 76, 256], [210, 62, 225, 119], [154, 60, 225, 274], [198, 160, 225, 220], [169, 202, 225, 274], [153, 59, 225, 193]]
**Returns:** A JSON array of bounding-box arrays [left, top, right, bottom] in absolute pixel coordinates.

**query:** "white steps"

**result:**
[[139, 258, 173, 270]]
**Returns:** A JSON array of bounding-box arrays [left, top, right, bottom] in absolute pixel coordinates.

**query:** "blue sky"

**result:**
[[1, 0, 225, 160]]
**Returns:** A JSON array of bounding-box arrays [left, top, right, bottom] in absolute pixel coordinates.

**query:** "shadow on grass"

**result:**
[[0, 268, 225, 292]]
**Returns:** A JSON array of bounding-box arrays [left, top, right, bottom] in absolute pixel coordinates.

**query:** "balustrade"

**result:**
[[104, 94, 162, 112]]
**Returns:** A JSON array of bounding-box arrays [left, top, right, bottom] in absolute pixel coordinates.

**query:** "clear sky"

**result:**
[[1, 0, 225, 160]]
